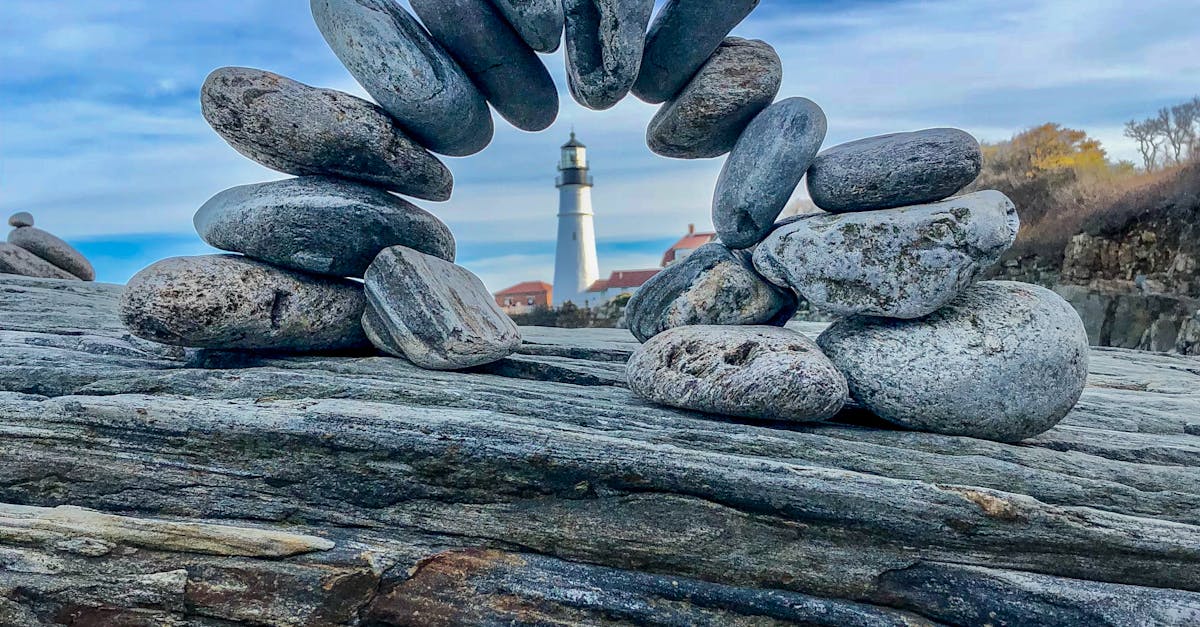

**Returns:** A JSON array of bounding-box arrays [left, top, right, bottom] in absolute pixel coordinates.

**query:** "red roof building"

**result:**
[[495, 281, 553, 314], [661, 224, 718, 266], [587, 269, 660, 294]]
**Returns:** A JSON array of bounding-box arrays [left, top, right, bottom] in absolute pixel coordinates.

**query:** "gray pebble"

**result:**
[[817, 281, 1089, 442], [753, 190, 1019, 319], [411, 0, 558, 132], [119, 255, 369, 352], [364, 246, 522, 370], [562, 0, 654, 110], [491, 0, 565, 53], [194, 177, 455, 279], [712, 97, 827, 249], [627, 325, 848, 423], [625, 242, 796, 343], [7, 227, 95, 281], [8, 212, 33, 228], [201, 67, 452, 201], [807, 128, 983, 213], [646, 38, 780, 159], [633, 0, 760, 104], [0, 243, 80, 281], [311, 0, 494, 156]]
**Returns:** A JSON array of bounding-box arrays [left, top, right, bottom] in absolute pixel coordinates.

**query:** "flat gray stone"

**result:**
[[753, 190, 1020, 319], [712, 98, 827, 249], [0, 243, 79, 281], [411, 0, 558, 132], [7, 212, 33, 228], [818, 281, 1089, 442], [194, 177, 454, 279], [624, 242, 796, 343], [562, 0, 654, 110], [627, 325, 847, 422], [119, 255, 369, 351], [807, 128, 983, 213], [646, 38, 780, 159], [7, 227, 94, 281], [490, 0, 564, 53], [364, 246, 521, 370], [311, 0, 493, 156], [201, 67, 452, 201], [633, 0, 760, 104]]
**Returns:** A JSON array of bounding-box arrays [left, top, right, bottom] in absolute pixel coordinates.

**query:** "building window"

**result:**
[[504, 298, 514, 306], [527, 297, 535, 306]]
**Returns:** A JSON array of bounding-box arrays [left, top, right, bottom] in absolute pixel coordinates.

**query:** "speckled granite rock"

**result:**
[[808, 128, 983, 213], [119, 255, 369, 351], [627, 325, 847, 422], [818, 281, 1090, 442], [754, 190, 1020, 319], [633, 0, 760, 104], [646, 38, 780, 159], [311, 0, 493, 156], [624, 242, 796, 343], [7, 212, 33, 228], [194, 177, 454, 278], [8, 227, 95, 281], [562, 0, 654, 110], [490, 0, 565, 53], [713, 97, 827, 249], [364, 246, 521, 369], [0, 243, 80, 281], [200, 67, 452, 201]]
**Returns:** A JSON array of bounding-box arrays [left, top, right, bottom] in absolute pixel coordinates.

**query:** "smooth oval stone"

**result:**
[[562, 0, 654, 110], [807, 128, 983, 213], [7, 227, 95, 281], [8, 212, 33, 228], [411, 0, 558, 132], [817, 281, 1089, 442], [311, 0, 494, 156], [0, 243, 79, 281], [627, 325, 848, 422], [753, 190, 1020, 319], [201, 67, 452, 201], [646, 38, 780, 159], [633, 0, 760, 104], [364, 246, 521, 370], [625, 242, 796, 343], [194, 177, 455, 279], [490, 0, 564, 53], [119, 255, 369, 352], [712, 98, 827, 249]]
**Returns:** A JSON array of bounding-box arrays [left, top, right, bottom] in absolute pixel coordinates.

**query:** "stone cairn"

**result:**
[[1, 212, 96, 282], [118, 0, 1089, 441]]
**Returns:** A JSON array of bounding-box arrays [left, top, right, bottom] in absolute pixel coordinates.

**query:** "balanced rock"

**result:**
[[713, 97, 828, 249], [646, 38, 781, 159], [818, 281, 1089, 442], [0, 243, 79, 281], [8, 212, 33, 228], [807, 128, 983, 213], [753, 190, 1019, 319], [8, 227, 95, 281], [625, 242, 796, 343], [489, 0, 564, 54], [627, 325, 848, 422], [201, 67, 452, 201], [120, 255, 369, 352], [364, 246, 521, 370], [562, 0, 654, 110], [411, 0, 558, 132], [194, 177, 455, 279], [310, 0, 493, 156], [633, 0, 761, 104]]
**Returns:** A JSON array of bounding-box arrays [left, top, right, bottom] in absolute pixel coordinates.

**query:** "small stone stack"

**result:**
[[1, 212, 95, 282]]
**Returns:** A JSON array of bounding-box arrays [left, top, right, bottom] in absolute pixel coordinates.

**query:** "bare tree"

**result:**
[[1125, 118, 1164, 171], [1159, 105, 1195, 165], [1177, 97, 1200, 161]]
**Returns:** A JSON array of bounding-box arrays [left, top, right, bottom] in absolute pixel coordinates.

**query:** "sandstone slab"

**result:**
[[490, 0, 565, 53], [7, 227, 94, 281], [8, 212, 33, 228], [562, 0, 654, 110], [0, 243, 79, 281]]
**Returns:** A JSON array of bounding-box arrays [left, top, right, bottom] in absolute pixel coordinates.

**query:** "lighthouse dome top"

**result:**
[[562, 131, 586, 149]]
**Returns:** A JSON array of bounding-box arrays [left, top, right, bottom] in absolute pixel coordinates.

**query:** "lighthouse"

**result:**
[[553, 132, 599, 307]]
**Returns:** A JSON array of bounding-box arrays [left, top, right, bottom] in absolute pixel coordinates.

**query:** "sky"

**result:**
[[2, 0, 1199, 289]]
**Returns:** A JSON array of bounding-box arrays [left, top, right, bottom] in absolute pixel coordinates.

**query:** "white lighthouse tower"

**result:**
[[553, 132, 599, 307]]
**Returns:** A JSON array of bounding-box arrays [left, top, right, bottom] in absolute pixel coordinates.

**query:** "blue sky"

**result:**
[[2, 0, 1198, 289]]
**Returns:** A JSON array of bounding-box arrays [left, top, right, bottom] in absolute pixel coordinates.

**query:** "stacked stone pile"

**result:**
[[1, 212, 95, 282]]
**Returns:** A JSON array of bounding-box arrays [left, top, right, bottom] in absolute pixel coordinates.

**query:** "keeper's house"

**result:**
[[495, 281, 553, 315]]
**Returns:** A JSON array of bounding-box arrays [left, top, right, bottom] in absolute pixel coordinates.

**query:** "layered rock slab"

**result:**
[[634, 0, 761, 104], [7, 227, 94, 280], [562, 0, 654, 110]]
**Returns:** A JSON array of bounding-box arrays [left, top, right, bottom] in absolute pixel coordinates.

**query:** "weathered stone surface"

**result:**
[[119, 255, 369, 351], [633, 0, 761, 104], [8, 226, 95, 281], [754, 190, 1020, 319], [0, 242, 79, 281], [624, 242, 796, 342], [808, 128, 983, 213], [200, 67, 453, 201], [8, 212, 33, 228], [194, 177, 455, 278], [646, 38, 780, 159], [562, 0, 654, 110], [490, 0, 564, 53], [311, 0, 494, 156], [713, 97, 828, 249], [364, 246, 521, 369], [628, 325, 848, 422], [819, 281, 1089, 442]]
